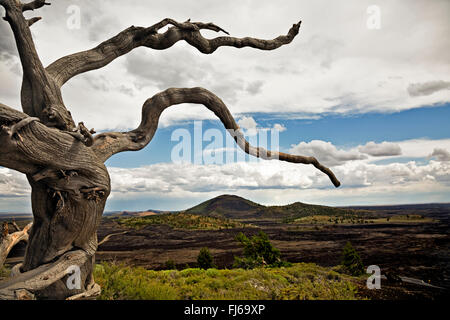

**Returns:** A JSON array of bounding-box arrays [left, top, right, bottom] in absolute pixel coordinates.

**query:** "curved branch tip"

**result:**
[[92, 87, 340, 188]]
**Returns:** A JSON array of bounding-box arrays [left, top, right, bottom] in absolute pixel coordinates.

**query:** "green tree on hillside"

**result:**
[[233, 231, 290, 269], [197, 247, 216, 269], [341, 242, 365, 276]]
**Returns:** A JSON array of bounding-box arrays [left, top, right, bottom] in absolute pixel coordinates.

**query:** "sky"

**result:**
[[0, 0, 449, 213]]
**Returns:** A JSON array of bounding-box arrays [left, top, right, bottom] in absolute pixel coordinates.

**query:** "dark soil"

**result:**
[[4, 204, 449, 300]]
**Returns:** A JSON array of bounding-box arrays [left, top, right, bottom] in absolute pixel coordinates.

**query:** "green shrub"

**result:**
[[164, 259, 176, 270], [94, 262, 361, 300], [197, 247, 216, 269], [116, 213, 250, 230], [205, 268, 220, 278], [233, 231, 290, 269], [0, 266, 10, 280], [94, 262, 178, 300], [180, 268, 203, 277], [341, 242, 365, 276]]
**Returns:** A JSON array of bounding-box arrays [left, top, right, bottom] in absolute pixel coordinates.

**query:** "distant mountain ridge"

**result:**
[[185, 194, 365, 221], [118, 211, 159, 217], [104, 209, 178, 217], [186, 194, 263, 219], [105, 195, 450, 222]]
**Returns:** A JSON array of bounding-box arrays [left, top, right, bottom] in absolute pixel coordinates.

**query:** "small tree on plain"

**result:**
[[164, 259, 176, 270], [233, 231, 290, 269], [197, 247, 215, 270], [341, 242, 365, 276]]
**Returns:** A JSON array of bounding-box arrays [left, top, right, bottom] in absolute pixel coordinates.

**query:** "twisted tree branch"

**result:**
[[0, 102, 108, 187], [11, 221, 21, 232], [147, 18, 230, 35], [26, 16, 41, 26], [0, 0, 75, 130], [0, 223, 32, 268], [21, 0, 50, 12], [92, 87, 340, 187], [46, 18, 301, 87]]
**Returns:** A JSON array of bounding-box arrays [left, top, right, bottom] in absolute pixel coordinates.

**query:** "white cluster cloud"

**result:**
[[289, 140, 367, 166], [1, 139, 449, 211], [237, 116, 258, 132], [0, 168, 30, 198], [289, 139, 450, 168], [337, 160, 450, 187], [429, 148, 450, 162], [107, 152, 450, 209], [237, 116, 286, 136], [104, 138, 450, 208], [107, 155, 450, 191], [407, 81, 450, 97], [358, 141, 402, 157], [273, 123, 287, 133]]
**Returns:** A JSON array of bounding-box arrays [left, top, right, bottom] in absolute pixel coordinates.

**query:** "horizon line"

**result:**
[[1, 201, 450, 216]]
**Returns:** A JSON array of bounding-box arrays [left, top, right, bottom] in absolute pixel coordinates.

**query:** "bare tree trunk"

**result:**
[[0, 0, 340, 299], [0, 103, 110, 299], [19, 179, 108, 299]]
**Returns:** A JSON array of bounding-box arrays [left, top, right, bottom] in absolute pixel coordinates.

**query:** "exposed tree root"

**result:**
[[66, 282, 101, 300], [0, 250, 90, 300]]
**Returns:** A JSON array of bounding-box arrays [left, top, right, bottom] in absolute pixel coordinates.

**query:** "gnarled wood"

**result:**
[[46, 19, 301, 87], [0, 250, 90, 299], [0, 223, 32, 267], [0, 101, 109, 298], [0, 0, 75, 130], [66, 282, 101, 300], [21, 0, 50, 12]]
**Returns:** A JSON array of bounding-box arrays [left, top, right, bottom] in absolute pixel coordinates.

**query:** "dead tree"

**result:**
[[0, 0, 340, 299], [0, 222, 32, 268]]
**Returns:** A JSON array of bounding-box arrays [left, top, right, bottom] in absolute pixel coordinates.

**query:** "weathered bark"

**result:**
[[0, 102, 110, 299], [0, 0, 340, 300], [46, 18, 301, 87], [0, 223, 32, 267], [0, 250, 90, 299], [0, 0, 74, 130]]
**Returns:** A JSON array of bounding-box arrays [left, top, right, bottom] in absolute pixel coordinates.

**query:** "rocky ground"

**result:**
[[4, 204, 449, 300]]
